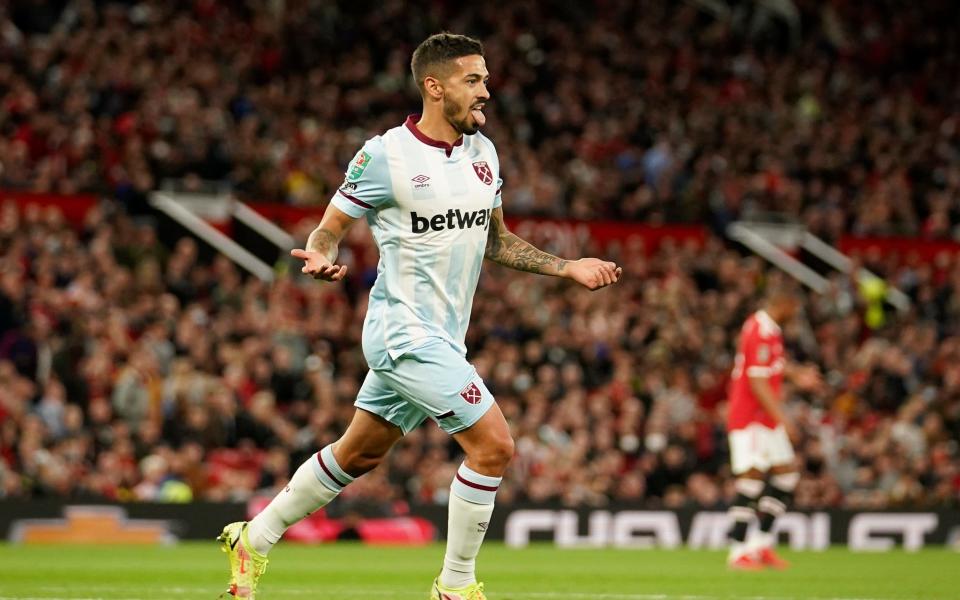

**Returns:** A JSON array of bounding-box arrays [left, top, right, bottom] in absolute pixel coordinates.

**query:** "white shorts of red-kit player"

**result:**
[[728, 423, 795, 474]]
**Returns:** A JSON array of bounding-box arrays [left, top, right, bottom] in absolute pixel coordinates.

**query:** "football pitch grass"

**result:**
[[0, 543, 954, 600]]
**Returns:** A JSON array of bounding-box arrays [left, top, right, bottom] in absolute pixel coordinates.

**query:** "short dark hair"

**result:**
[[762, 273, 801, 305], [411, 33, 484, 94]]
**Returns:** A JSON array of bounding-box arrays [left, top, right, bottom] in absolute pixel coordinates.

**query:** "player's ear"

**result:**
[[422, 75, 444, 100]]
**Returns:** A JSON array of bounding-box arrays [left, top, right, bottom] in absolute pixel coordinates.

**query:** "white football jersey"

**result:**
[[331, 115, 502, 369]]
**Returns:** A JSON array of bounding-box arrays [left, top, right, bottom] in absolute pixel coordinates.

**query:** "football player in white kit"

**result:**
[[217, 33, 622, 599]]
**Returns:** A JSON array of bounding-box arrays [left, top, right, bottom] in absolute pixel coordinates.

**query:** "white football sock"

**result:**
[[728, 541, 748, 562], [247, 445, 354, 555], [440, 464, 501, 589], [747, 530, 775, 552]]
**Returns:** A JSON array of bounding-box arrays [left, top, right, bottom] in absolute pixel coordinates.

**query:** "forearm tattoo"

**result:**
[[485, 211, 567, 275], [306, 228, 339, 261], [495, 233, 568, 274]]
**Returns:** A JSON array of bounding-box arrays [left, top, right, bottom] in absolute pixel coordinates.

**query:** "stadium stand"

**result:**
[[2, 1, 959, 231], [1, 1, 959, 512], [1, 199, 958, 510]]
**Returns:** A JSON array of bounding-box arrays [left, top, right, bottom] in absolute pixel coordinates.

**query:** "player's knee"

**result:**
[[498, 435, 516, 465], [471, 435, 514, 473]]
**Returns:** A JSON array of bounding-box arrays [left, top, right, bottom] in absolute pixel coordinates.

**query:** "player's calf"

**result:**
[[440, 406, 512, 590], [727, 476, 764, 565], [217, 444, 359, 597], [440, 463, 502, 589], [244, 445, 356, 556], [750, 471, 798, 568]]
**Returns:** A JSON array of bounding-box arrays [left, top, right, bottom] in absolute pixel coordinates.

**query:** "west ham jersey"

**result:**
[[728, 310, 785, 431], [330, 115, 502, 369]]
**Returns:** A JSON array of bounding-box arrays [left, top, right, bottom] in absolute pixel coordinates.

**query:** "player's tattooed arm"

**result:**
[[484, 208, 622, 289], [291, 205, 358, 282], [305, 227, 340, 263], [484, 207, 569, 275]]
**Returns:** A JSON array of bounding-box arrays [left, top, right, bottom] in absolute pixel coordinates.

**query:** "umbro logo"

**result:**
[[411, 174, 431, 189], [478, 521, 488, 533]]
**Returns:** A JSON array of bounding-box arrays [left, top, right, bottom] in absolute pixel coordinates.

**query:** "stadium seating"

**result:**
[[0, 1, 958, 512]]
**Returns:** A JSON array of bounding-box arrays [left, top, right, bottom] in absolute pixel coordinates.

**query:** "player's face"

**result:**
[[778, 296, 801, 321], [441, 55, 490, 135]]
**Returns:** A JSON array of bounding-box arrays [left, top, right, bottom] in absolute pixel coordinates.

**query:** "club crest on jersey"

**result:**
[[472, 161, 493, 185], [757, 344, 770, 362], [460, 381, 483, 405]]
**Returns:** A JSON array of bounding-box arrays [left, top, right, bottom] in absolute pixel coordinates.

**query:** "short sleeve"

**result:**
[[330, 137, 391, 218], [479, 133, 502, 208], [744, 329, 775, 377]]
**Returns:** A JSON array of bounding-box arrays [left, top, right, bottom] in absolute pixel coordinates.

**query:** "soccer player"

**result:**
[[217, 33, 622, 599], [725, 283, 821, 570]]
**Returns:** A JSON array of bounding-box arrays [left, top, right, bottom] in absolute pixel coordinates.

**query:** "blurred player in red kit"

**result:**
[[726, 282, 822, 570]]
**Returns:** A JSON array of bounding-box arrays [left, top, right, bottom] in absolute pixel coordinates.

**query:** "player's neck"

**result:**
[[416, 111, 462, 146]]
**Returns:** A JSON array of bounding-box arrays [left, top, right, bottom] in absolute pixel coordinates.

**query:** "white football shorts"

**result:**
[[354, 338, 494, 435], [728, 422, 795, 474]]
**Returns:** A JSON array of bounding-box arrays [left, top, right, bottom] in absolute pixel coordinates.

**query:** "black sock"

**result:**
[[756, 479, 793, 534], [727, 480, 763, 543]]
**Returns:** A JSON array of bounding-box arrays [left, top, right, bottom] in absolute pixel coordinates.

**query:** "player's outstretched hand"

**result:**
[[290, 248, 348, 281], [784, 420, 802, 445], [566, 258, 622, 291], [792, 364, 825, 393]]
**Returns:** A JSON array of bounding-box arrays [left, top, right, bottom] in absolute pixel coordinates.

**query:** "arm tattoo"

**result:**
[[494, 232, 569, 274], [485, 209, 568, 275], [306, 228, 339, 262]]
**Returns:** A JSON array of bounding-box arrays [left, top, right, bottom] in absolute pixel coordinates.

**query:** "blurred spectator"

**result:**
[[0, 1, 958, 236], [1, 1, 960, 510], [0, 198, 957, 509]]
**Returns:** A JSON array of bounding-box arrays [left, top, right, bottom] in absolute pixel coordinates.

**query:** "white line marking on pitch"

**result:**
[[0, 597, 123, 600], [517, 595, 889, 600], [0, 589, 892, 600]]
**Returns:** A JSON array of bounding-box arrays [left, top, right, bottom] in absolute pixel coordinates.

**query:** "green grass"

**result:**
[[0, 543, 954, 599]]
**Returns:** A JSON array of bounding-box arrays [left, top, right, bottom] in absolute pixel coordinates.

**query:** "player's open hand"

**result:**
[[290, 248, 348, 281], [784, 420, 802, 445], [792, 364, 825, 393], [566, 258, 622, 291]]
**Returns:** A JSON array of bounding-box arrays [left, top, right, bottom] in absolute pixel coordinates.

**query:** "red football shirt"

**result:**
[[728, 310, 785, 431]]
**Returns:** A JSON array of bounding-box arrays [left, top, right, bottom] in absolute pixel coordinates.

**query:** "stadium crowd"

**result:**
[[1, 199, 959, 511], [2, 0, 959, 236], [2, 0, 960, 512]]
